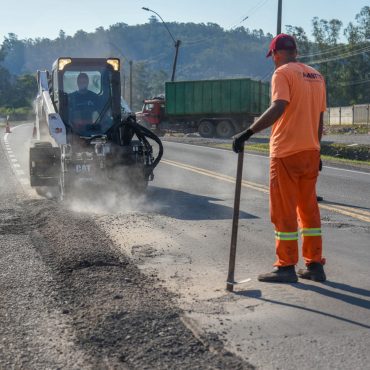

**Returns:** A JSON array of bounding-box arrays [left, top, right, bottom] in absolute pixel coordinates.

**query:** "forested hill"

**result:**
[[2, 20, 273, 80], [1, 5, 369, 114]]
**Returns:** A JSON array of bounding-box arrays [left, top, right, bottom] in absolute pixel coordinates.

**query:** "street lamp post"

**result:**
[[142, 7, 181, 82]]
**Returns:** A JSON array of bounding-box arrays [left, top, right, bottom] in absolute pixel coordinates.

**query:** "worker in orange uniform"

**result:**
[[233, 34, 327, 283]]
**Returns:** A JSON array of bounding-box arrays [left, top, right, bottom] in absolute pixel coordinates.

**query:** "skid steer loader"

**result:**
[[30, 57, 163, 200]]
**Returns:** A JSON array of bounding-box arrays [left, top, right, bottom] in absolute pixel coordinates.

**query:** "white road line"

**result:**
[[324, 165, 370, 176], [164, 141, 370, 176], [2, 132, 31, 190], [8, 123, 34, 131]]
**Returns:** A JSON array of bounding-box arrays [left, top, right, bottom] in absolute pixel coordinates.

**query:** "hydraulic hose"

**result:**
[[125, 115, 164, 171]]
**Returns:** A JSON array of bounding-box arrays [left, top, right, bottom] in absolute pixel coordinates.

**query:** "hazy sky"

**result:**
[[0, 0, 368, 42]]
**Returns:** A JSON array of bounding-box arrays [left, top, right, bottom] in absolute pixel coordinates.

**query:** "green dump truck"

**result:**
[[136, 78, 270, 138]]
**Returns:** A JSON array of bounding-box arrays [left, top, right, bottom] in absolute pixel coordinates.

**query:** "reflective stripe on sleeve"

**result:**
[[301, 228, 322, 237], [274, 231, 299, 241]]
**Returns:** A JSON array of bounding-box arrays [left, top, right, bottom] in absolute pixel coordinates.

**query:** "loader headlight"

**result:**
[[107, 58, 120, 71], [58, 58, 72, 70]]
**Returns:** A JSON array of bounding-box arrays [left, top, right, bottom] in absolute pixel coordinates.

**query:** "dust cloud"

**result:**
[[64, 168, 162, 215]]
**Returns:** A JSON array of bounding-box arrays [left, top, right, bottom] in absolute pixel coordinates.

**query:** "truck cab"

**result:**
[[136, 97, 165, 130]]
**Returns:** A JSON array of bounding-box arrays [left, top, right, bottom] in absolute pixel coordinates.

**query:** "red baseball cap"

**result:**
[[266, 33, 297, 57]]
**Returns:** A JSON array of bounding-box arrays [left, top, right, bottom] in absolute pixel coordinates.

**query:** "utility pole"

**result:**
[[122, 72, 126, 101], [171, 40, 181, 82], [277, 0, 282, 35], [129, 60, 133, 109]]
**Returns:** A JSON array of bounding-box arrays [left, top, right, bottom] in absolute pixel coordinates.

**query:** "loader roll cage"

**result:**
[[31, 57, 163, 200], [51, 58, 121, 140]]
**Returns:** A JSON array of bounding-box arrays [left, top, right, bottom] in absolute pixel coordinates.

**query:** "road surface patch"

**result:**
[[162, 158, 370, 224]]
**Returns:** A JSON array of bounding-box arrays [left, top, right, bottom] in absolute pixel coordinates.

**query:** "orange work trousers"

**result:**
[[270, 150, 323, 267]]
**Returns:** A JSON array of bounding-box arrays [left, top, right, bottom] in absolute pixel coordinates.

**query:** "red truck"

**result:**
[[136, 78, 270, 138]]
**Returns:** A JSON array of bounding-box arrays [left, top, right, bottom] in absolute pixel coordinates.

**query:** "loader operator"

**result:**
[[68, 72, 99, 131], [233, 34, 327, 283]]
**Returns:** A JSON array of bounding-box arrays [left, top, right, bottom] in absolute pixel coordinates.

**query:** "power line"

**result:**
[[260, 69, 274, 81], [306, 45, 370, 65], [299, 43, 370, 60], [335, 78, 370, 87], [230, 0, 271, 29]]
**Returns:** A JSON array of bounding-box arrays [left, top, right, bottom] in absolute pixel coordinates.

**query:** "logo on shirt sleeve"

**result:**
[[303, 72, 323, 81]]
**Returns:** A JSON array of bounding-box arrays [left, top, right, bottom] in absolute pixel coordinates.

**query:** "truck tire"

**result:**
[[216, 120, 235, 138], [198, 120, 215, 138]]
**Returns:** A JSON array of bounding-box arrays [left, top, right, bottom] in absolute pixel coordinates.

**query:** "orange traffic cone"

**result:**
[[32, 124, 37, 138], [5, 120, 11, 133]]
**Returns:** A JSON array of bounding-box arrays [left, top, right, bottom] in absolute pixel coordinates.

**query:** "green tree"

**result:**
[[285, 25, 310, 54]]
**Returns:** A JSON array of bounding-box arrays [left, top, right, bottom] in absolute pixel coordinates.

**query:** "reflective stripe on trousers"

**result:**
[[274, 231, 299, 241], [301, 228, 322, 237]]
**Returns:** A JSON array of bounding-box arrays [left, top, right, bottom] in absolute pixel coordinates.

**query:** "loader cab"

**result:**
[[50, 57, 121, 139]]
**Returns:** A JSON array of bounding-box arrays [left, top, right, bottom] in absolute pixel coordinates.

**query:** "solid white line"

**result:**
[[164, 141, 370, 176], [8, 123, 33, 131], [4, 133, 8, 141], [324, 165, 370, 176]]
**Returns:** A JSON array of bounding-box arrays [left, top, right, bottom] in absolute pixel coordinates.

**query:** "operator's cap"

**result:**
[[266, 33, 297, 57]]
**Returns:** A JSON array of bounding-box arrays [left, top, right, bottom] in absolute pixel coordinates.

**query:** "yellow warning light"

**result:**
[[58, 58, 72, 70], [107, 58, 120, 71]]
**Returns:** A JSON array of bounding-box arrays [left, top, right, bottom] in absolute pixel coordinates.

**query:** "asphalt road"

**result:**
[[2, 123, 370, 369]]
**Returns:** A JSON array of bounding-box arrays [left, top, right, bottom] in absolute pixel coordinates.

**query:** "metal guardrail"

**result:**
[[324, 104, 370, 126]]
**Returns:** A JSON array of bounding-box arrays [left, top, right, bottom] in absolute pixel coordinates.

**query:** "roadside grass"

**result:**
[[324, 124, 370, 135], [211, 142, 370, 167]]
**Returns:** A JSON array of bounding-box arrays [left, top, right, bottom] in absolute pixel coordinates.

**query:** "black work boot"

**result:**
[[257, 266, 298, 283], [297, 262, 326, 282]]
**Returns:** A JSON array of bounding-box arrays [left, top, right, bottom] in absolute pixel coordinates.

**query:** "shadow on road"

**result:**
[[293, 281, 370, 309], [322, 281, 370, 298], [147, 186, 258, 221], [235, 286, 370, 329], [322, 200, 370, 212]]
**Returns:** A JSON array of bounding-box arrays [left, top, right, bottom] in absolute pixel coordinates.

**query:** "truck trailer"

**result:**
[[136, 78, 270, 138]]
